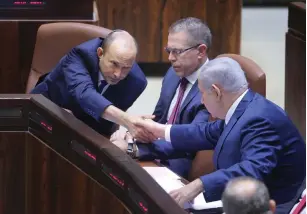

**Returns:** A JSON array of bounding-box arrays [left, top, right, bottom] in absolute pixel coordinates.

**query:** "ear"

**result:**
[[197, 44, 207, 58], [269, 200, 276, 213], [212, 84, 222, 101], [97, 47, 104, 58]]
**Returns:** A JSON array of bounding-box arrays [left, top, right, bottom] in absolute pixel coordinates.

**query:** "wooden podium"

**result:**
[[285, 2, 306, 140], [0, 94, 187, 214]]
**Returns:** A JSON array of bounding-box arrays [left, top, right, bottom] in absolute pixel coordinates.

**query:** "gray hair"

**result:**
[[222, 177, 273, 214], [198, 57, 248, 93], [102, 29, 138, 53], [168, 17, 212, 52]]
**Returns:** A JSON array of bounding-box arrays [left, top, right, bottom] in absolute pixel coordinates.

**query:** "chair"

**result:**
[[25, 22, 111, 93], [188, 54, 266, 181]]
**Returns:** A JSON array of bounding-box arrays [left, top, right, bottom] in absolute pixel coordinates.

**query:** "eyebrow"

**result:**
[[110, 59, 132, 68]]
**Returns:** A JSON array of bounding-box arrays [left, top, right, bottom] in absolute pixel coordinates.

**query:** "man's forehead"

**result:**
[[167, 32, 190, 47], [107, 51, 134, 66]]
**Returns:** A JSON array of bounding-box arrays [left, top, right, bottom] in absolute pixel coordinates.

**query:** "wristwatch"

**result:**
[[126, 137, 137, 159]]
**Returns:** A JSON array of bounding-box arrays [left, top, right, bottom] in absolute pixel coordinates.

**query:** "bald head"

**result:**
[[222, 177, 275, 214], [97, 30, 138, 85], [102, 30, 138, 56]]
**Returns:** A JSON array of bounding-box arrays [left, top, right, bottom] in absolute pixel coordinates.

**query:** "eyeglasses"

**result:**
[[164, 44, 200, 56]]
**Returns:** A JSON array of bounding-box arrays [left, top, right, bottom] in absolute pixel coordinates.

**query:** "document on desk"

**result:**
[[143, 167, 222, 210]]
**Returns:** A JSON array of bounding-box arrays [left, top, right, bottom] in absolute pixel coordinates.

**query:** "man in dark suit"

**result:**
[[276, 178, 305, 214], [31, 30, 149, 138], [110, 17, 211, 178], [135, 57, 306, 207]]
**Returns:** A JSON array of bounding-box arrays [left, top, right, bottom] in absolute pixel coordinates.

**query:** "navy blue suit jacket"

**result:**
[[167, 90, 306, 204], [31, 38, 147, 136], [137, 67, 209, 178]]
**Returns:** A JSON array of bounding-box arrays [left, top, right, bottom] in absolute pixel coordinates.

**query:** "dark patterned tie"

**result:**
[[167, 78, 189, 124]]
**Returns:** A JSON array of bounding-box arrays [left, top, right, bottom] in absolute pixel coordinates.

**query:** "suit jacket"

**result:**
[[137, 67, 210, 178], [168, 90, 306, 204], [276, 178, 306, 214], [31, 38, 147, 136]]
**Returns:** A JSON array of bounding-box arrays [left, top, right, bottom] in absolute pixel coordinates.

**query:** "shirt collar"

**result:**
[[225, 89, 249, 125], [185, 58, 209, 84], [98, 71, 104, 83]]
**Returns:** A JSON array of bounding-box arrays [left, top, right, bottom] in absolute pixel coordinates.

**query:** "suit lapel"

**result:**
[[213, 90, 255, 166], [176, 81, 199, 122], [160, 75, 180, 123]]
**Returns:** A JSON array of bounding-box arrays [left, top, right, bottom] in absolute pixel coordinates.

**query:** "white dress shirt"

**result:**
[[290, 189, 306, 214], [165, 89, 248, 142], [98, 72, 110, 95]]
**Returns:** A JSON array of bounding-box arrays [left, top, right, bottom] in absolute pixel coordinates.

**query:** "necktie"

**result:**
[[98, 80, 107, 94], [293, 195, 306, 214], [167, 78, 189, 124]]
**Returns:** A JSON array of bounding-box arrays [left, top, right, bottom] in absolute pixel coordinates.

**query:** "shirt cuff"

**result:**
[[165, 125, 172, 142]]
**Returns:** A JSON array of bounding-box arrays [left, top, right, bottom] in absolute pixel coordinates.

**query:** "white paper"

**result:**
[[143, 166, 181, 180], [143, 166, 222, 210]]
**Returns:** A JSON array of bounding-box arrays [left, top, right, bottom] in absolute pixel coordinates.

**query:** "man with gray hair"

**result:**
[[135, 57, 306, 208], [110, 17, 211, 178], [222, 177, 276, 214]]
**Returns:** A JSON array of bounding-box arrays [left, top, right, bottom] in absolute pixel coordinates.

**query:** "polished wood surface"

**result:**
[[0, 94, 186, 214], [96, 0, 242, 62], [285, 2, 306, 140]]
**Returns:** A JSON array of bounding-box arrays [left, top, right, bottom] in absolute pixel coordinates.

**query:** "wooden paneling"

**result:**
[[25, 134, 129, 214], [285, 2, 306, 140], [97, 0, 242, 62], [0, 132, 27, 214], [98, 0, 163, 62]]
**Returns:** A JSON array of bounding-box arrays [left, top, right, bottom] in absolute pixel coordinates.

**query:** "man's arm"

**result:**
[[137, 108, 211, 160], [63, 48, 151, 139], [137, 140, 193, 160], [200, 118, 282, 202], [168, 120, 223, 152]]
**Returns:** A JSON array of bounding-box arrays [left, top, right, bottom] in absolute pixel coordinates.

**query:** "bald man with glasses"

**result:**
[[110, 17, 211, 179]]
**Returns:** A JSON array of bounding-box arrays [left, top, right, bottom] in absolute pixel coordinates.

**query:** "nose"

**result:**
[[114, 68, 121, 79], [168, 51, 176, 62]]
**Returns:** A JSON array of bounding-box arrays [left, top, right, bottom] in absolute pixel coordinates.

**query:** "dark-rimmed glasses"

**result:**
[[164, 44, 200, 56]]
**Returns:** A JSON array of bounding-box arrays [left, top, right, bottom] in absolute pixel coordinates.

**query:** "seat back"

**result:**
[[188, 54, 266, 181], [25, 22, 111, 93]]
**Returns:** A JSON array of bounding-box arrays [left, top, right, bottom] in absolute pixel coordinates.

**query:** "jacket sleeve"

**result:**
[[63, 48, 112, 121], [200, 117, 282, 202], [137, 139, 191, 160], [170, 120, 223, 152]]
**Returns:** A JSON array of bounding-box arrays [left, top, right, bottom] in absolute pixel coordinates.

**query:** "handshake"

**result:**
[[111, 114, 167, 143]]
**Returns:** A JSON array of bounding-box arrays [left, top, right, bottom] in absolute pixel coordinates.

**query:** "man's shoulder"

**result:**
[[74, 38, 103, 53]]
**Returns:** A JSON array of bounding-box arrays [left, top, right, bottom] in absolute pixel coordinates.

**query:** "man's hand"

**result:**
[[110, 129, 127, 142], [124, 115, 157, 143], [169, 179, 204, 208], [134, 119, 167, 141]]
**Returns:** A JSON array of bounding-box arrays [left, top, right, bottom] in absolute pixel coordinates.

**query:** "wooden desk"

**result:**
[[285, 2, 306, 140], [0, 94, 186, 214]]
